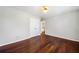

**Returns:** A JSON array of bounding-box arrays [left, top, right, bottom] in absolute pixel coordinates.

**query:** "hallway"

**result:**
[[0, 6, 79, 53]]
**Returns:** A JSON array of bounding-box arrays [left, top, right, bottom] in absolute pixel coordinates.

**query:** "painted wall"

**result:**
[[29, 17, 40, 37], [0, 7, 40, 46], [46, 10, 79, 41]]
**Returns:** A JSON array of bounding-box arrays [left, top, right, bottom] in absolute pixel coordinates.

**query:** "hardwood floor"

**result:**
[[0, 35, 79, 53]]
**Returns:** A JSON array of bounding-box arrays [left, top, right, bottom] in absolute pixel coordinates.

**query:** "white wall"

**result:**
[[29, 17, 40, 37], [46, 10, 79, 42], [0, 7, 40, 46]]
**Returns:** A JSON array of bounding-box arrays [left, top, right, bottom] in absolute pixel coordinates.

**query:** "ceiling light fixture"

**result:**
[[41, 6, 48, 13]]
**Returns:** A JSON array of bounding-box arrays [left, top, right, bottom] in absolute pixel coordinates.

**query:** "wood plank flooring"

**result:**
[[0, 35, 79, 53]]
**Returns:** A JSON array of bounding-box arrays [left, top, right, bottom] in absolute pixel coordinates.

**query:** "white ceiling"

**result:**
[[10, 6, 79, 19]]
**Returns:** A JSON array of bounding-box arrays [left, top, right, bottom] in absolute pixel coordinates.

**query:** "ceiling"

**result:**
[[10, 6, 79, 19]]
